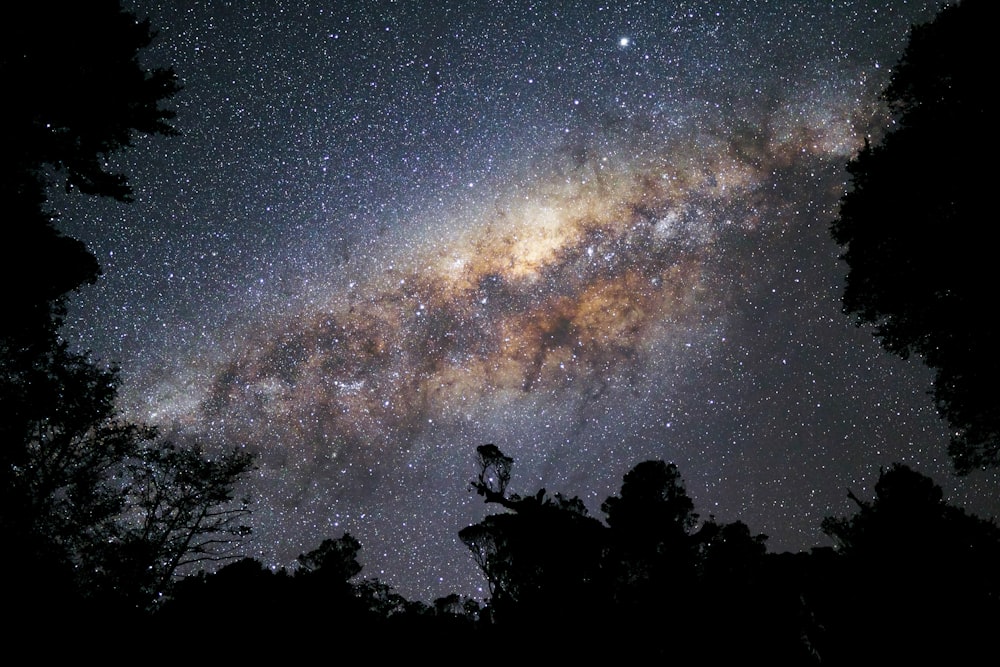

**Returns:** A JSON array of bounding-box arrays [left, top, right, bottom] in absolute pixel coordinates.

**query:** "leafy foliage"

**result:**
[[2, 0, 179, 201], [126, 445, 1000, 661], [469, 443, 514, 501], [297, 533, 365, 581], [602, 459, 697, 547], [1, 343, 257, 612], [0, 1, 255, 622], [817, 463, 1000, 662], [459, 490, 607, 626], [460, 446, 1000, 662], [96, 441, 255, 607], [1, 0, 180, 347], [830, 0, 997, 471]]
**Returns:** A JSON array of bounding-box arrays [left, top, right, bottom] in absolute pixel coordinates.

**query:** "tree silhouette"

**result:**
[[89, 441, 256, 610], [817, 463, 1000, 663], [296, 533, 364, 582], [461, 446, 609, 639], [600, 460, 699, 597], [690, 519, 818, 662], [0, 2, 258, 624], [829, 0, 997, 471], [3, 368, 256, 615], [469, 443, 515, 504], [1, 0, 180, 346], [602, 459, 697, 547], [139, 450, 1000, 660], [597, 460, 704, 656], [154, 557, 296, 652], [461, 448, 841, 659]]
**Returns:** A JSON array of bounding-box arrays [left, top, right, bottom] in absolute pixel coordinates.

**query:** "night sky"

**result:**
[[58, 0, 998, 602]]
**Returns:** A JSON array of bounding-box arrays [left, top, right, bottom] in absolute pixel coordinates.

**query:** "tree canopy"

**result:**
[[457, 446, 1000, 662], [0, 1, 254, 623], [817, 463, 1000, 662], [830, 0, 997, 471], [1, 0, 180, 346]]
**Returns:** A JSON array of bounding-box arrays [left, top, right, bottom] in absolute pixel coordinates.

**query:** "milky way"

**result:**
[[60, 1, 998, 601]]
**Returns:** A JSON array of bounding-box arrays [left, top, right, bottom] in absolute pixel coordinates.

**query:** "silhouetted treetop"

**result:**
[[297, 533, 364, 582], [829, 0, 998, 471], [601, 459, 697, 537], [1, 0, 181, 346], [2, 0, 179, 202], [821, 462, 1000, 559], [816, 462, 1000, 663], [469, 444, 514, 502]]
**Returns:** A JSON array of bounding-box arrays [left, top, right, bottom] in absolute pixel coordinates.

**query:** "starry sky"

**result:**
[[58, 0, 998, 602]]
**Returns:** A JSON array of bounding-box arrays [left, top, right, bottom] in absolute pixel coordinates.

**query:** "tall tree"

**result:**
[[0, 2, 256, 621], [829, 0, 997, 471], [818, 464, 1000, 663], [89, 441, 256, 610], [598, 460, 703, 655], [602, 459, 697, 548], [461, 445, 608, 630]]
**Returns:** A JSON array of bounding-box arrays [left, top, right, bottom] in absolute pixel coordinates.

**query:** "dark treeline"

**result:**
[[148, 444, 999, 663], [3, 0, 998, 662]]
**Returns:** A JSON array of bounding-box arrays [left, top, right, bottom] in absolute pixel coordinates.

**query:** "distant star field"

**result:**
[[60, 0, 998, 601]]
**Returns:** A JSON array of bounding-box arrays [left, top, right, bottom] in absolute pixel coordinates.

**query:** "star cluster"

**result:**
[[59, 1, 997, 601]]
